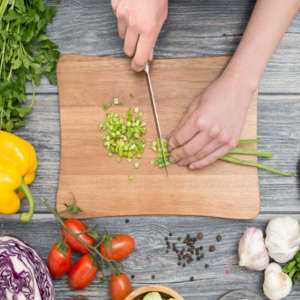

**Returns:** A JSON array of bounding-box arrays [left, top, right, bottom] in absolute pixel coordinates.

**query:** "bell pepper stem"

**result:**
[[18, 178, 34, 223]]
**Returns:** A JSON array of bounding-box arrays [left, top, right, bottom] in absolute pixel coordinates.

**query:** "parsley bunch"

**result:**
[[0, 0, 59, 131]]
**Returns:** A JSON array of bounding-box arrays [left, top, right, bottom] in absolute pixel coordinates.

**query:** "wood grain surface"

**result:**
[[1, 0, 300, 299], [56, 55, 258, 219]]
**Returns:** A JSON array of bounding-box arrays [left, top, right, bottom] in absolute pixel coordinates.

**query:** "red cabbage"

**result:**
[[0, 235, 55, 300]]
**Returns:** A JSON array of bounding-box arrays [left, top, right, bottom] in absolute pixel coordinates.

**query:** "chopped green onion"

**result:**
[[113, 98, 119, 105], [151, 139, 172, 168], [134, 107, 139, 113], [134, 162, 140, 169], [129, 93, 134, 99], [99, 107, 147, 161], [102, 104, 112, 111], [128, 175, 134, 180], [117, 157, 122, 163]]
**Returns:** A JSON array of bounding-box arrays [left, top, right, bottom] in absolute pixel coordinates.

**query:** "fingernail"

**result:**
[[189, 164, 196, 169]]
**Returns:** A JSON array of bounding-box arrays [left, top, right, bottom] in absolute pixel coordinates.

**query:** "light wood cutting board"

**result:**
[[56, 55, 259, 219]]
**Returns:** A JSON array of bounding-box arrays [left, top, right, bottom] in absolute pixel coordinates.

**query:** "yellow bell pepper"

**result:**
[[0, 131, 38, 223]]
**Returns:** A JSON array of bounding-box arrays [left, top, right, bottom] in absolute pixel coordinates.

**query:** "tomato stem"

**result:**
[[41, 198, 121, 276]]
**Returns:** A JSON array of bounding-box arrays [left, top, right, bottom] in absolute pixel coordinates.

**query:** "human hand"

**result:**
[[168, 75, 256, 169], [111, 0, 168, 71]]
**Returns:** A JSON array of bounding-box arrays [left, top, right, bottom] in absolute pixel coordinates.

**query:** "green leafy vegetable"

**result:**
[[0, 0, 60, 131]]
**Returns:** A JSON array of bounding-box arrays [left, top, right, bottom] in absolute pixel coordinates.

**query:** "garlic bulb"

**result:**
[[238, 227, 269, 271], [265, 216, 300, 263], [263, 263, 292, 300]]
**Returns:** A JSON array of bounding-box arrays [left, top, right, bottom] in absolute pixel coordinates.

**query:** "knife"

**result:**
[[144, 63, 169, 176]]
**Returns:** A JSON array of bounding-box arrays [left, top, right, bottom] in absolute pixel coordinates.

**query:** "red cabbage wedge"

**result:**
[[0, 235, 55, 299]]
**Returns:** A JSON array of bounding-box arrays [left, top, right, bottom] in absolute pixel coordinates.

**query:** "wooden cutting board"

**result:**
[[56, 55, 259, 219]]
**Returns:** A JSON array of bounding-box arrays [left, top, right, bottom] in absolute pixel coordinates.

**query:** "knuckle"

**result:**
[[217, 132, 229, 144], [128, 16, 138, 30], [142, 23, 156, 35], [207, 126, 220, 138], [196, 118, 207, 130]]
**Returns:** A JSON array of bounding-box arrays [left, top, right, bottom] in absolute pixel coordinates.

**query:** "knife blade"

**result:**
[[144, 63, 168, 176]]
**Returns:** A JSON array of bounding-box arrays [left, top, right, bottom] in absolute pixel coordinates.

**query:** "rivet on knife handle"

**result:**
[[144, 63, 168, 176]]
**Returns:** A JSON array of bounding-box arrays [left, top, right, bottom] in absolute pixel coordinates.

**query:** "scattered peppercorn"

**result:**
[[125, 219, 129, 224], [190, 276, 194, 281], [197, 232, 203, 240], [209, 245, 216, 252], [163, 231, 221, 269], [131, 275, 135, 279], [151, 275, 155, 280], [216, 235, 222, 242]]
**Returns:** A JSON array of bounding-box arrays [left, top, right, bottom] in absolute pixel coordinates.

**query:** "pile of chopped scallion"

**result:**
[[98, 107, 146, 163]]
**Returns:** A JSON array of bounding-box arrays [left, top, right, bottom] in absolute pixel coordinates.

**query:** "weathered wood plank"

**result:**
[[1, 213, 300, 299], [15, 94, 300, 214], [26, 0, 300, 94]]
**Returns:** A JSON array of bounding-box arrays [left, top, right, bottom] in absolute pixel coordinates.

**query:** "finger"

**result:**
[[167, 99, 198, 140], [149, 48, 154, 61], [188, 145, 230, 169], [116, 11, 127, 39], [169, 129, 214, 163], [131, 34, 157, 72], [177, 137, 222, 166], [124, 29, 139, 57], [168, 111, 200, 152], [111, 0, 121, 15]]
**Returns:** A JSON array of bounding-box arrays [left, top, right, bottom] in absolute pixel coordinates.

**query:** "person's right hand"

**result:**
[[111, 0, 168, 72]]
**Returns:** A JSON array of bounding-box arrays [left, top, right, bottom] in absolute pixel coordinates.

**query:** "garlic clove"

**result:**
[[263, 263, 292, 300], [238, 227, 269, 271], [265, 216, 300, 263]]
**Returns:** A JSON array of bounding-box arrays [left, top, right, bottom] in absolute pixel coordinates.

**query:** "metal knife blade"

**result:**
[[144, 63, 168, 176]]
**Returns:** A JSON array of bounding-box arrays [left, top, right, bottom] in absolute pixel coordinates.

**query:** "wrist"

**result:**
[[221, 63, 260, 96]]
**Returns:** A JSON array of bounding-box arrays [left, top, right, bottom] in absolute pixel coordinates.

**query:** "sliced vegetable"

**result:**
[[100, 234, 135, 261], [151, 139, 172, 168], [69, 254, 98, 290], [0, 235, 55, 299], [47, 242, 72, 278], [110, 273, 132, 300], [62, 219, 95, 254], [98, 108, 147, 160]]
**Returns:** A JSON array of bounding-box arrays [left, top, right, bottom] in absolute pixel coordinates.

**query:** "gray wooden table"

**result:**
[[1, 0, 300, 299]]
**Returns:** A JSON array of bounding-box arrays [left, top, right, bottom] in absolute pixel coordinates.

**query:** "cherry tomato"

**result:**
[[110, 273, 132, 300], [47, 242, 72, 278], [100, 234, 135, 261], [62, 219, 95, 253], [69, 254, 98, 290]]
